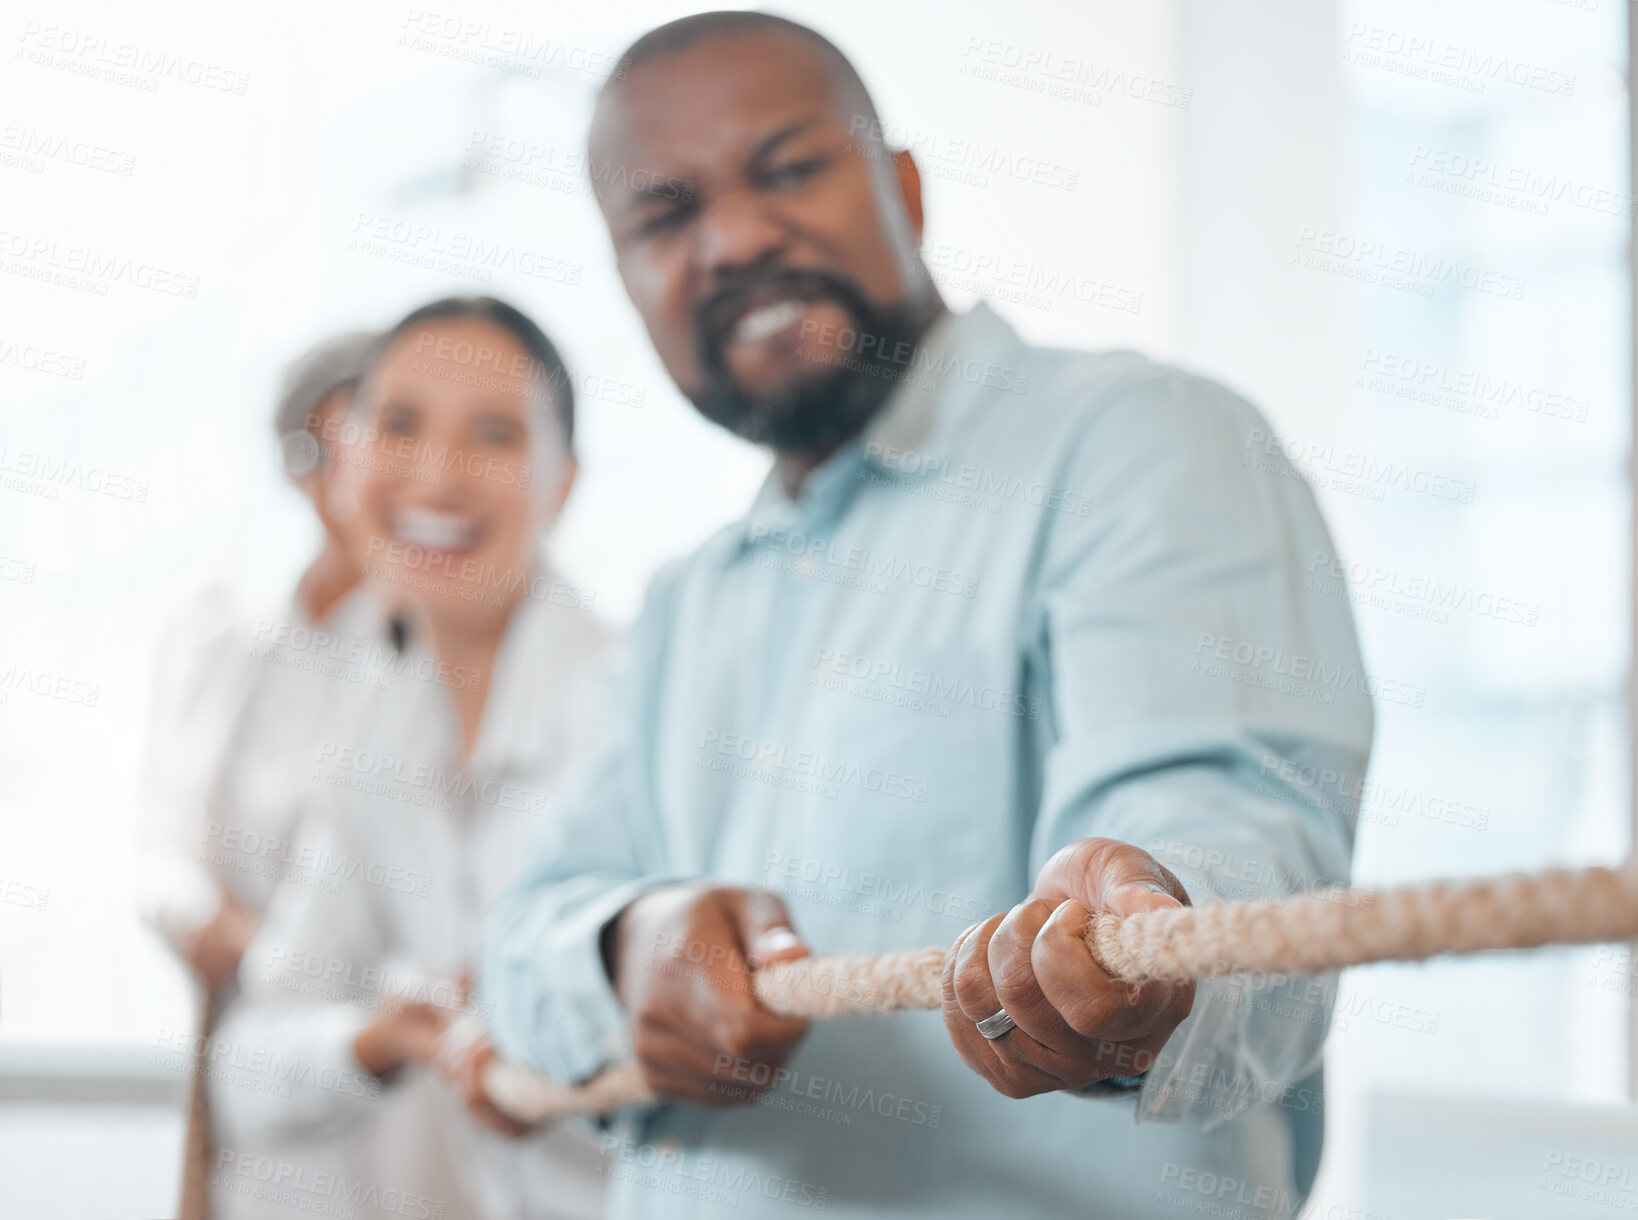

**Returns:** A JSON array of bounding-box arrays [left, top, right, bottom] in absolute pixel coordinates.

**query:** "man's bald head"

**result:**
[[585, 11, 942, 465], [597, 11, 881, 147]]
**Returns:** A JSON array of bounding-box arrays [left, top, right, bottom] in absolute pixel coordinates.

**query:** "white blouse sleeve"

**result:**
[[135, 586, 250, 947], [208, 799, 394, 1144]]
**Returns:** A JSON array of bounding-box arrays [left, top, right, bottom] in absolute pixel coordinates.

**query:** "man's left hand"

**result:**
[[942, 838, 1195, 1098]]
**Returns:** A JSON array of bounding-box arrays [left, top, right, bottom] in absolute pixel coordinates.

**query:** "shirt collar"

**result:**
[[729, 301, 1022, 554]]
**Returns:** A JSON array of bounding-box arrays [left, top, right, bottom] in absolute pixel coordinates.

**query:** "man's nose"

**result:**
[[692, 186, 789, 277]]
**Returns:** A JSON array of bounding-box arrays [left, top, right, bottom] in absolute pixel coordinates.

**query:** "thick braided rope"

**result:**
[[483, 862, 1638, 1123]]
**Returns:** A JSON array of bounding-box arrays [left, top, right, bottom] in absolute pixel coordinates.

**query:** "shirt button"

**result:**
[[601, 1031, 623, 1056]]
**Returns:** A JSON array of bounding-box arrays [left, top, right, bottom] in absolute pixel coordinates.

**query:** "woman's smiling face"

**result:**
[[351, 316, 570, 629]]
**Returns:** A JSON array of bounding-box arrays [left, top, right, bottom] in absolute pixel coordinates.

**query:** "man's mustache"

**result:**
[[695, 267, 876, 353]]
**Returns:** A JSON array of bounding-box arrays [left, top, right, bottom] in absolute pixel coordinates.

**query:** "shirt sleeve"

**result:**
[[484, 566, 683, 1086], [1026, 369, 1374, 1128], [134, 587, 242, 947], [208, 802, 391, 1144]]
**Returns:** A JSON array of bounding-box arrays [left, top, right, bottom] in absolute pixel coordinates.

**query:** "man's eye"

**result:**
[[762, 157, 827, 189], [636, 206, 691, 238]]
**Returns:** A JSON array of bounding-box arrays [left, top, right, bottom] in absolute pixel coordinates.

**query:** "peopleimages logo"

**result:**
[[0, 444, 150, 502], [1407, 146, 1633, 219], [1538, 1150, 1638, 1206], [1293, 226, 1526, 301], [696, 728, 930, 805], [1306, 550, 1541, 627], [213, 813, 435, 896], [213, 1148, 446, 1220], [762, 850, 989, 924], [1193, 631, 1426, 707], [397, 9, 626, 81], [1145, 838, 1374, 909], [1242, 428, 1476, 506], [0, 334, 87, 379], [797, 317, 1030, 394], [745, 524, 979, 599], [361, 539, 596, 609], [154, 1026, 380, 1100], [0, 876, 50, 911], [599, 1135, 831, 1210], [1330, 990, 1440, 1036], [955, 37, 1193, 110], [1253, 756, 1492, 831], [846, 117, 1080, 192], [253, 616, 478, 692], [313, 741, 549, 817], [710, 1054, 945, 1128], [0, 554, 35, 583], [1158, 1162, 1298, 1214], [464, 131, 692, 200], [16, 23, 252, 94], [1357, 349, 1590, 424], [0, 661, 100, 707], [1342, 24, 1577, 97], [916, 242, 1144, 316], [348, 212, 582, 286], [809, 645, 1043, 721], [0, 125, 136, 176], [0, 228, 201, 298], [861, 441, 1091, 517]]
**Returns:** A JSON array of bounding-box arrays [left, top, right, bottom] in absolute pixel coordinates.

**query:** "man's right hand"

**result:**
[[606, 884, 810, 1106]]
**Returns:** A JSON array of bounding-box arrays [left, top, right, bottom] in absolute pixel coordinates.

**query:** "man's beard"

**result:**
[[690, 267, 923, 452]]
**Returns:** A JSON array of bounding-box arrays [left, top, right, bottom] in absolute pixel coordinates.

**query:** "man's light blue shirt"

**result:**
[[488, 303, 1373, 1219]]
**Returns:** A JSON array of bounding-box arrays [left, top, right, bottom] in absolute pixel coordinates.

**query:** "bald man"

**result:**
[[489, 13, 1371, 1219]]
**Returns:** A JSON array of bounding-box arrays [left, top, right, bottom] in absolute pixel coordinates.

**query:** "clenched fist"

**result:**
[[942, 838, 1195, 1098], [605, 884, 810, 1105]]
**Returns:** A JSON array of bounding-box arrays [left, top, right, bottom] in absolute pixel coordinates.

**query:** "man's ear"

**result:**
[[893, 148, 926, 245]]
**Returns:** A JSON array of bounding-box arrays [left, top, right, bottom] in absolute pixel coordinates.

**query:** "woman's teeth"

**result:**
[[732, 299, 806, 344], [393, 507, 479, 551]]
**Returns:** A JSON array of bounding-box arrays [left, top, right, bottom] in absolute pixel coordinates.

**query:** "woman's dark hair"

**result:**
[[372, 296, 575, 450]]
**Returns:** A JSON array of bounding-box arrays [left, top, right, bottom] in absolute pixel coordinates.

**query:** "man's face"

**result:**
[[591, 31, 929, 451]]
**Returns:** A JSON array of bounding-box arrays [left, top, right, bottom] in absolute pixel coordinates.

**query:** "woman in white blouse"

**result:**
[[139, 330, 400, 1220], [140, 330, 383, 984], [212, 297, 613, 1220]]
